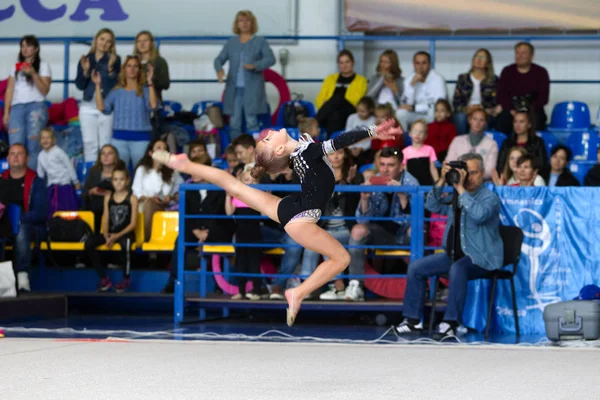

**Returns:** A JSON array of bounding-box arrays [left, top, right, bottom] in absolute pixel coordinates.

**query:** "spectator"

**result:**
[[92, 55, 158, 168], [132, 139, 182, 241], [214, 10, 275, 140], [315, 49, 367, 135], [584, 147, 600, 186], [452, 48, 498, 135], [225, 165, 263, 300], [76, 28, 121, 167], [396, 51, 447, 131], [36, 127, 80, 216], [426, 99, 457, 161], [82, 144, 123, 233], [496, 110, 547, 173], [366, 49, 404, 109], [326, 148, 419, 301], [0, 144, 48, 292], [298, 117, 321, 140], [540, 145, 580, 187], [510, 154, 544, 187], [495, 42, 550, 134], [492, 146, 545, 186], [188, 138, 207, 160], [84, 165, 138, 292], [224, 145, 240, 174], [302, 148, 363, 300], [372, 103, 404, 153], [231, 134, 257, 176], [3, 35, 51, 170], [402, 119, 439, 186], [445, 107, 498, 180], [345, 96, 376, 164], [395, 153, 503, 340], [162, 154, 234, 293]]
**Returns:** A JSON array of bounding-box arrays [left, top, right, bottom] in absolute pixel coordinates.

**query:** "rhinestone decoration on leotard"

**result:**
[[289, 208, 322, 222]]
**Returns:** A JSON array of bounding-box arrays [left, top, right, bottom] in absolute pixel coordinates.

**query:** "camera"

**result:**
[[445, 161, 468, 185]]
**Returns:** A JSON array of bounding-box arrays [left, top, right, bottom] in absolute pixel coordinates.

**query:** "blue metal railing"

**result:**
[[0, 34, 598, 101]]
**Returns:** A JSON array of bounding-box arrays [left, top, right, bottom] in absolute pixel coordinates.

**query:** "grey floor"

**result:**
[[1, 338, 598, 400]]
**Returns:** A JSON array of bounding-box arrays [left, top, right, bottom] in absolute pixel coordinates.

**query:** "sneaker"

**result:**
[[395, 318, 424, 334], [231, 293, 243, 300], [433, 321, 457, 341], [17, 272, 30, 292], [269, 285, 284, 300], [115, 277, 131, 293], [344, 279, 364, 301], [319, 285, 346, 300], [245, 292, 261, 301], [98, 277, 112, 292]]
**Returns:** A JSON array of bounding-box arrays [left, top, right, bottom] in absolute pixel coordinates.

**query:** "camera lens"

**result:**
[[445, 169, 460, 185]]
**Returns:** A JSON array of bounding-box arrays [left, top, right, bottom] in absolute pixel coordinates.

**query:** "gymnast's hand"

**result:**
[[375, 119, 403, 141]]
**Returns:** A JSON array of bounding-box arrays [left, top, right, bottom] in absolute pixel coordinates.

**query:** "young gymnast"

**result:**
[[152, 119, 401, 326]]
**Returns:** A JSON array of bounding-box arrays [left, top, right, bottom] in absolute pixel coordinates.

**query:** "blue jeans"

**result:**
[[261, 225, 303, 289], [14, 222, 37, 273], [403, 252, 490, 323], [112, 138, 150, 169], [229, 87, 258, 140], [300, 226, 350, 277], [8, 102, 48, 170]]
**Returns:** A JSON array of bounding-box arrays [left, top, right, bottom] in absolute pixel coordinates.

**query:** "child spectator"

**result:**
[[298, 117, 321, 140], [36, 127, 80, 216], [224, 145, 240, 174], [225, 165, 263, 300], [84, 165, 138, 292], [345, 96, 376, 165], [402, 119, 439, 185], [426, 99, 457, 161], [371, 103, 404, 153]]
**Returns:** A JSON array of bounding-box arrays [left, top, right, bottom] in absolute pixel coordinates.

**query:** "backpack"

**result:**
[[47, 216, 92, 243], [282, 100, 310, 128]]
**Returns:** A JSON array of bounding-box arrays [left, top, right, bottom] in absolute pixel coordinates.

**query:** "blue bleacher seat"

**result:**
[[566, 131, 600, 161], [485, 130, 507, 150], [359, 163, 374, 173], [275, 100, 317, 127], [568, 161, 595, 184], [549, 101, 591, 132], [537, 131, 558, 156], [330, 130, 344, 140], [161, 100, 183, 118], [0, 159, 8, 174], [191, 100, 224, 116]]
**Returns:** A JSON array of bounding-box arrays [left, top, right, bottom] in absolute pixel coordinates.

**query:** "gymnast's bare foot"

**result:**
[[152, 151, 189, 170], [285, 288, 303, 327]]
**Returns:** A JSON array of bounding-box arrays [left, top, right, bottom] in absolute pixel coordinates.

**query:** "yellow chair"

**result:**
[[373, 249, 411, 257], [40, 211, 95, 251], [200, 245, 285, 255], [141, 212, 179, 251]]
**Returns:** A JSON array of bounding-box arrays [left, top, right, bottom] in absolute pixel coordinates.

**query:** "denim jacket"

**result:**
[[426, 184, 503, 270], [356, 170, 419, 242], [75, 53, 122, 101]]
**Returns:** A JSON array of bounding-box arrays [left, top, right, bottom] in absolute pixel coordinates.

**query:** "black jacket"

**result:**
[[540, 168, 581, 187], [185, 190, 234, 243], [497, 134, 548, 173], [584, 165, 600, 186]]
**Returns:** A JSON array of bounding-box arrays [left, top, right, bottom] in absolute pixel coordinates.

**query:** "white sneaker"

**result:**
[[319, 285, 346, 300], [345, 280, 364, 301], [231, 293, 243, 300], [17, 272, 30, 292], [245, 293, 261, 301]]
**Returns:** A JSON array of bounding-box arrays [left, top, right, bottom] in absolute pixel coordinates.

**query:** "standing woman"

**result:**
[[75, 28, 121, 169], [92, 55, 158, 168], [3, 35, 51, 170], [214, 10, 275, 140]]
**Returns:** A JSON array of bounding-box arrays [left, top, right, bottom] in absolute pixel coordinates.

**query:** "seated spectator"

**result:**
[[395, 153, 503, 339], [584, 147, 600, 186], [496, 110, 548, 173], [36, 128, 80, 217], [231, 134, 257, 176], [324, 148, 419, 301], [452, 48, 498, 135], [0, 144, 48, 292], [495, 42, 550, 135], [510, 154, 545, 187], [188, 138, 207, 160], [82, 144, 123, 233], [372, 103, 404, 153], [426, 99, 457, 161], [3, 35, 52, 170], [345, 96, 376, 165], [396, 51, 447, 131], [492, 147, 545, 186], [315, 49, 367, 135], [224, 145, 240, 174], [92, 55, 158, 168], [132, 139, 183, 241], [366, 49, 404, 109], [162, 154, 234, 293], [402, 119, 439, 186], [302, 148, 363, 300], [445, 107, 498, 180], [84, 165, 138, 292], [298, 117, 321, 140], [540, 145, 580, 186]]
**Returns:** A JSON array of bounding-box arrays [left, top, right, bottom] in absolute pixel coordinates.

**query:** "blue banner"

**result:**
[[463, 187, 600, 334]]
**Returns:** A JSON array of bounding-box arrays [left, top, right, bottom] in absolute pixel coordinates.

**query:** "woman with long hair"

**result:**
[[496, 110, 547, 173], [92, 55, 158, 167], [367, 49, 404, 109], [152, 120, 401, 326], [3, 35, 51, 169], [133, 31, 170, 102], [452, 48, 499, 134], [76, 28, 121, 168]]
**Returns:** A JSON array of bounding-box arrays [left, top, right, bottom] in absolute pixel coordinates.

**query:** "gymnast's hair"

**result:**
[[251, 147, 291, 180]]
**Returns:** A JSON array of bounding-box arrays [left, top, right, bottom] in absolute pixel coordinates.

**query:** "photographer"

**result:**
[[395, 153, 503, 340]]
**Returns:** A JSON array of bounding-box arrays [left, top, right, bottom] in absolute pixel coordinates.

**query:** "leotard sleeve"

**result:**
[[303, 126, 377, 159]]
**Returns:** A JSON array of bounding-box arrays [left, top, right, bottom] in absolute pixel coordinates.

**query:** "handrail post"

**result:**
[[174, 188, 186, 325]]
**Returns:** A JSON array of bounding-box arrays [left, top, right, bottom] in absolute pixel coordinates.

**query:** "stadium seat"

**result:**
[[568, 161, 595, 184], [330, 130, 344, 140], [191, 100, 223, 116], [275, 100, 317, 127], [0, 159, 8, 174], [201, 245, 285, 256], [161, 100, 183, 118], [566, 131, 600, 161], [537, 131, 558, 156], [359, 163, 374, 173], [286, 127, 299, 140], [40, 211, 95, 251], [485, 130, 507, 150], [141, 212, 179, 251], [549, 101, 591, 132]]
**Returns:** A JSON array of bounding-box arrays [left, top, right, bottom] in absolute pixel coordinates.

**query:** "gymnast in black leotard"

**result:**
[[152, 119, 401, 326]]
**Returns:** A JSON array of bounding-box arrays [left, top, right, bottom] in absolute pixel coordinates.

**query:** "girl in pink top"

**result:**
[[402, 119, 440, 185]]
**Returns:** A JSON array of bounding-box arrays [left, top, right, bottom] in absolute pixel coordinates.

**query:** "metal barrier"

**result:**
[[0, 34, 599, 101], [173, 183, 440, 324]]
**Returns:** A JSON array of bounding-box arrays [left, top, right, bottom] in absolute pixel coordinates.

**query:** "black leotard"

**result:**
[[277, 126, 377, 226]]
